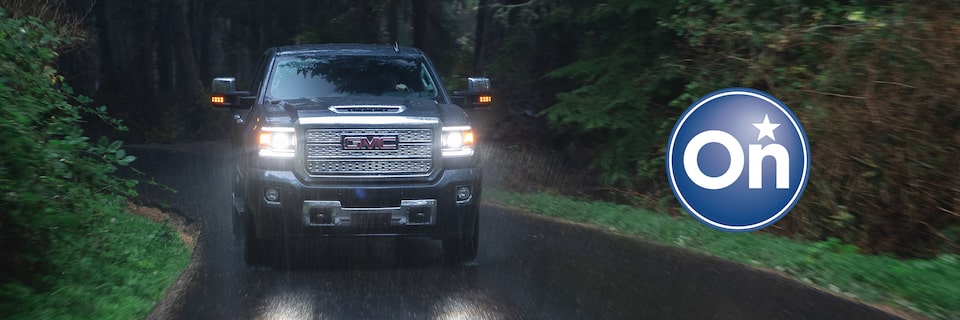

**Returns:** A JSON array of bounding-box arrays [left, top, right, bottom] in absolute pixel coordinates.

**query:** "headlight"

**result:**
[[259, 127, 296, 158], [442, 126, 475, 157]]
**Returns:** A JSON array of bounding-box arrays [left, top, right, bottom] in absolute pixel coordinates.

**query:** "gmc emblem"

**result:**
[[342, 136, 398, 150]]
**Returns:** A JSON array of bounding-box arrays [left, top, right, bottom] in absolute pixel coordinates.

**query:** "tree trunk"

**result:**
[[170, 0, 202, 103], [474, 0, 488, 73], [155, 0, 174, 101], [412, 0, 436, 55], [196, 0, 217, 82], [378, 0, 400, 44], [93, 0, 115, 96], [135, 0, 156, 103]]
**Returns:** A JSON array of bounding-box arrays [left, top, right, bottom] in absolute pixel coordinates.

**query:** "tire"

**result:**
[[274, 235, 304, 269], [243, 214, 270, 266], [235, 166, 270, 266], [243, 217, 302, 268], [442, 216, 479, 264], [231, 204, 244, 241], [231, 167, 246, 241]]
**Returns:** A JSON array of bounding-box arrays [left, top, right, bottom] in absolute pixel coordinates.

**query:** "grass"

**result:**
[[486, 189, 960, 320], [0, 196, 191, 320]]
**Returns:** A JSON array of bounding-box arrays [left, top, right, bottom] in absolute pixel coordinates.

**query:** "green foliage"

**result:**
[[488, 190, 960, 319], [0, 198, 190, 319], [490, 0, 960, 256], [0, 8, 136, 243], [658, 0, 960, 256], [485, 0, 688, 185], [0, 9, 138, 227], [0, 9, 186, 319]]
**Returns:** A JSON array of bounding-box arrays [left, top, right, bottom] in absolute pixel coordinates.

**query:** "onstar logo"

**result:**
[[666, 88, 810, 232]]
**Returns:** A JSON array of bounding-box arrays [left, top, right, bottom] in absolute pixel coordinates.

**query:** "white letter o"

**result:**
[[683, 130, 744, 190]]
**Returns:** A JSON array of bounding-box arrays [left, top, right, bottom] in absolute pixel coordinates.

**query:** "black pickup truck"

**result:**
[[211, 44, 490, 266]]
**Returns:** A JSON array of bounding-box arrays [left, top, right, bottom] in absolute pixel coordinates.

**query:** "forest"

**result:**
[[3, 0, 959, 260]]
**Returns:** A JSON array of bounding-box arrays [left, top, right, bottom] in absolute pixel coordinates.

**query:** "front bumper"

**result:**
[[245, 167, 481, 240]]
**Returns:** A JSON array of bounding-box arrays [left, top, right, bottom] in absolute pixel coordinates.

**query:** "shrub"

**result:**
[[0, 8, 137, 293], [662, 0, 960, 256], [486, 0, 960, 256]]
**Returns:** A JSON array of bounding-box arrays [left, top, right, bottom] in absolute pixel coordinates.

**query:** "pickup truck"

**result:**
[[211, 44, 490, 266]]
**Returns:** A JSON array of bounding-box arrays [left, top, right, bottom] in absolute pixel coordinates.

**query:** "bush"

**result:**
[[485, 0, 960, 256], [661, 0, 960, 256], [0, 7, 138, 298]]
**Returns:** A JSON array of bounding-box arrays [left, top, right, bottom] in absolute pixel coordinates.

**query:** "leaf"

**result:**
[[118, 155, 136, 166], [108, 140, 122, 153]]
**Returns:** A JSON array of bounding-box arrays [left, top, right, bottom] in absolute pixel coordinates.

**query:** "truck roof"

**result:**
[[270, 44, 424, 57]]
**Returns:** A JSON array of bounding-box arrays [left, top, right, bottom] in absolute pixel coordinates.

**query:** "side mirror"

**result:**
[[211, 77, 252, 109], [466, 77, 490, 92], [452, 77, 492, 109], [212, 77, 237, 93]]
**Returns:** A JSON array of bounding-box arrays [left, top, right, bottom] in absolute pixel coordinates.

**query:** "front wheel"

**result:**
[[243, 214, 270, 266], [442, 217, 479, 264]]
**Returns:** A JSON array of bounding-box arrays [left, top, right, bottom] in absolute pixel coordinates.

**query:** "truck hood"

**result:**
[[262, 97, 443, 125]]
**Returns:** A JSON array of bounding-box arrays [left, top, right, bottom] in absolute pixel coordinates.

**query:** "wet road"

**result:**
[[130, 141, 901, 320]]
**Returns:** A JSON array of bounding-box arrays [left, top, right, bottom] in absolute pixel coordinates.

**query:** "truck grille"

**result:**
[[304, 128, 434, 177]]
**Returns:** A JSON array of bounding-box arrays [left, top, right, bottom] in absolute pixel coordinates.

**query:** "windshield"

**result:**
[[266, 55, 440, 101]]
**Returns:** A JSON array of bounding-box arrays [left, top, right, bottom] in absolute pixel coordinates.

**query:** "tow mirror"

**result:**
[[211, 77, 252, 109], [452, 77, 492, 109]]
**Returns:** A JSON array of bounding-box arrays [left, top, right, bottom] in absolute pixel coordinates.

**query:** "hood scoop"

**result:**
[[328, 105, 406, 114]]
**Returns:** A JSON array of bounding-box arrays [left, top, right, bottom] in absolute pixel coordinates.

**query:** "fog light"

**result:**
[[456, 186, 472, 202], [264, 188, 280, 202]]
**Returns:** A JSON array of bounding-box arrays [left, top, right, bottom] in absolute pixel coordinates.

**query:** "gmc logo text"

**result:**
[[342, 136, 399, 150]]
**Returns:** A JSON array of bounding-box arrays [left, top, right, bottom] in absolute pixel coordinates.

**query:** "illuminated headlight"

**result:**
[[442, 126, 475, 157], [259, 127, 296, 158]]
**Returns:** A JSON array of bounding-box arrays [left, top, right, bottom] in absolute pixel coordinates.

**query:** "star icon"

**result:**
[[753, 114, 781, 141]]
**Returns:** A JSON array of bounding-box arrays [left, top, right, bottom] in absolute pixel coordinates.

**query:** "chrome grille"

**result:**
[[306, 160, 432, 174], [307, 144, 432, 159], [305, 129, 432, 144], [304, 128, 434, 176]]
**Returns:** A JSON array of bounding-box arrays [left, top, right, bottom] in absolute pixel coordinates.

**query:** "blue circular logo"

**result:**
[[666, 88, 810, 232]]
